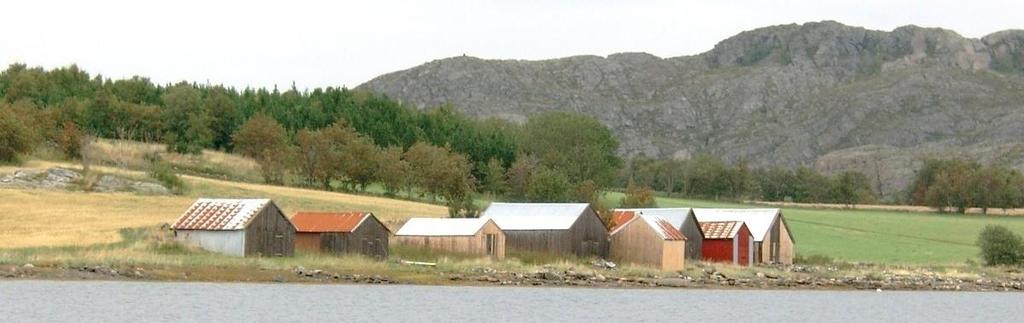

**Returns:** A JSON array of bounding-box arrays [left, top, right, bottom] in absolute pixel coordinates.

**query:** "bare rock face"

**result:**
[[0, 167, 171, 195], [359, 21, 1024, 199]]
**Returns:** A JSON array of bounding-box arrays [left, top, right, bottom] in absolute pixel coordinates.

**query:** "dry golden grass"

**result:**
[[0, 161, 447, 249], [91, 139, 257, 169], [0, 191, 193, 249]]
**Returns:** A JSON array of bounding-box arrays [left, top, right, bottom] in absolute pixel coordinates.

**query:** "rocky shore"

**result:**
[[4, 262, 1023, 292]]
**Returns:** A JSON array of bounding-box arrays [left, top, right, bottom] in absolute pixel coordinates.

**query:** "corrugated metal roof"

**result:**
[[701, 221, 744, 239], [291, 212, 372, 233], [479, 203, 590, 230], [615, 208, 692, 230], [608, 210, 636, 232], [172, 198, 270, 231], [693, 208, 780, 242], [395, 218, 492, 236]]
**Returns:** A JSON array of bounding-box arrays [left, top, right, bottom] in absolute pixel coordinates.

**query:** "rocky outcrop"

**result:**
[[0, 167, 170, 195], [358, 21, 1024, 199]]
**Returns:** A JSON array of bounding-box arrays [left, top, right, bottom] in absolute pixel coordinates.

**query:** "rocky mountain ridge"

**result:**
[[358, 21, 1024, 199]]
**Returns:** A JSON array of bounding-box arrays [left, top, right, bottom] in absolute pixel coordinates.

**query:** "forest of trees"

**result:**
[[0, 64, 622, 216]]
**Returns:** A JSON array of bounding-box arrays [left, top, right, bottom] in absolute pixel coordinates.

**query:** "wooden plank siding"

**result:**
[[680, 212, 703, 260], [502, 210, 609, 258], [294, 233, 321, 252], [320, 216, 390, 259], [758, 216, 795, 265], [243, 203, 295, 257], [393, 221, 505, 259], [609, 219, 684, 271], [701, 223, 753, 266]]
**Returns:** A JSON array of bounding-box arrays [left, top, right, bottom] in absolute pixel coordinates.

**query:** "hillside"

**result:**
[[358, 21, 1024, 199], [0, 159, 448, 249]]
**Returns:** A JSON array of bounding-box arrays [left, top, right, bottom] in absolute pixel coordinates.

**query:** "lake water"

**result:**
[[1, 280, 1022, 322]]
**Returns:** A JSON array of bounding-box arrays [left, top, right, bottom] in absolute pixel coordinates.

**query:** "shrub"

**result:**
[[977, 225, 1024, 266], [0, 109, 38, 163], [56, 121, 84, 159], [149, 158, 187, 195]]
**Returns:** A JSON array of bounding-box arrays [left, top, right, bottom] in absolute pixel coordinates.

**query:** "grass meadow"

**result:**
[[603, 191, 1024, 264]]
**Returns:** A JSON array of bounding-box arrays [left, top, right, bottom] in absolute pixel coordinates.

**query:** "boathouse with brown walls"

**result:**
[[608, 211, 686, 271], [394, 218, 505, 259], [479, 203, 609, 258], [290, 212, 390, 259], [172, 198, 295, 257], [694, 209, 793, 264], [614, 208, 704, 260], [700, 221, 753, 266]]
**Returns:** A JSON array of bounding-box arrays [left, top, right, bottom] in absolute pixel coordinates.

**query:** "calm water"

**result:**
[[1, 280, 1022, 322]]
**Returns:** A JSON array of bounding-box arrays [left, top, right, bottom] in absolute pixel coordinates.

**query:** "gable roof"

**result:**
[[693, 208, 785, 242], [291, 212, 382, 233], [610, 212, 686, 240], [700, 221, 747, 239], [479, 203, 591, 230], [395, 218, 494, 236], [172, 198, 272, 231], [610, 209, 700, 236], [607, 210, 634, 232]]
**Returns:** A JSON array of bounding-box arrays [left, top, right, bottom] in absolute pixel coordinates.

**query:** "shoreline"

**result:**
[[4, 263, 1023, 292]]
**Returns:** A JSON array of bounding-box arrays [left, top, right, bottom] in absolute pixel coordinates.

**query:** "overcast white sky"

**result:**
[[2, 0, 1021, 90]]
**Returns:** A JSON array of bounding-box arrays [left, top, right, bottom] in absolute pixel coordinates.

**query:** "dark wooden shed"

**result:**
[[172, 198, 295, 257], [290, 212, 390, 259], [480, 203, 609, 258]]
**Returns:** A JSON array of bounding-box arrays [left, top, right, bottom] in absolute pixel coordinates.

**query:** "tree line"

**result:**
[[622, 154, 877, 206], [908, 159, 1024, 213], [0, 64, 622, 216]]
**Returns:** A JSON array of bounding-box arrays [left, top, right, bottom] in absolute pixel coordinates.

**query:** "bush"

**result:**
[[0, 109, 38, 163], [977, 225, 1024, 266], [149, 158, 187, 195]]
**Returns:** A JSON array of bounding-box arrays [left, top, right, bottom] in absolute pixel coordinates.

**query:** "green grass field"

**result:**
[[602, 192, 1024, 265]]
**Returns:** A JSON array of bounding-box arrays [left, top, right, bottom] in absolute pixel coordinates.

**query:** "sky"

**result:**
[[2, 0, 1022, 90]]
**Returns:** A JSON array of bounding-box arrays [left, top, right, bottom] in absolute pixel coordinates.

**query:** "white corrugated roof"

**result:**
[[172, 198, 271, 231], [395, 218, 492, 236], [615, 208, 692, 230], [693, 208, 781, 242], [479, 203, 590, 230]]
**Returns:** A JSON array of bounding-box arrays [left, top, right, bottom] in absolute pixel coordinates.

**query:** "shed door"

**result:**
[[273, 234, 285, 257], [362, 238, 375, 256], [485, 234, 496, 256]]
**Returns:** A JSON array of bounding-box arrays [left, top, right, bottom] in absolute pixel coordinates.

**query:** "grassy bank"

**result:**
[[603, 192, 1024, 264]]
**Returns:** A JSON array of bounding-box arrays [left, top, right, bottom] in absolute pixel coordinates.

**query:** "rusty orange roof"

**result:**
[[609, 211, 686, 241], [655, 219, 686, 240], [609, 210, 636, 231], [291, 212, 376, 233], [701, 221, 744, 239], [172, 198, 270, 231]]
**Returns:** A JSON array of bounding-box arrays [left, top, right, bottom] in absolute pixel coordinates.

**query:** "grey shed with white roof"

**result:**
[[480, 203, 609, 258]]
